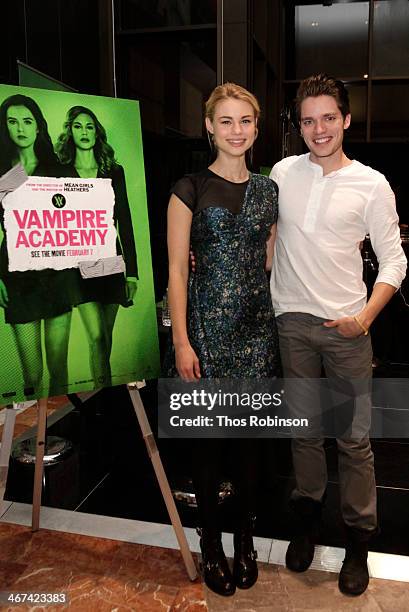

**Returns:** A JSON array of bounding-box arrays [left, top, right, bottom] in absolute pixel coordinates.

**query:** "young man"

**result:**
[[269, 74, 407, 596]]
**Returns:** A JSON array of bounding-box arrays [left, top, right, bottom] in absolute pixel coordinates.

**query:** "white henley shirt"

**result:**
[[270, 154, 407, 320]]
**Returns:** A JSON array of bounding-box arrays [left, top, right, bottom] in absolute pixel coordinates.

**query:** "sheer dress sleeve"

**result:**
[[170, 175, 196, 212]]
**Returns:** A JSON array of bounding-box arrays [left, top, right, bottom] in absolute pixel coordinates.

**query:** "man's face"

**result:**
[[300, 95, 350, 163]]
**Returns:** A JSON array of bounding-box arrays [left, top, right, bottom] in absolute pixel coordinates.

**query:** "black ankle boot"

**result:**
[[338, 527, 373, 596], [233, 516, 258, 589], [198, 528, 236, 597], [285, 497, 322, 573]]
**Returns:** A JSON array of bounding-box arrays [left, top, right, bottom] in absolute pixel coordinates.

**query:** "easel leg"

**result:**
[[0, 406, 18, 516], [127, 384, 198, 581], [32, 398, 47, 532]]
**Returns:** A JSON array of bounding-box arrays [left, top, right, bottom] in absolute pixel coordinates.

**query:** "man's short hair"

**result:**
[[295, 73, 350, 122]]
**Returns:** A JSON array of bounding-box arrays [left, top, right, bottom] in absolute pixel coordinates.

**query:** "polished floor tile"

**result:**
[[278, 567, 383, 612], [1, 521, 409, 610], [0, 523, 206, 612]]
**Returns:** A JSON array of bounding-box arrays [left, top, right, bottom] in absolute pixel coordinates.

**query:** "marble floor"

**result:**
[[0, 520, 409, 612]]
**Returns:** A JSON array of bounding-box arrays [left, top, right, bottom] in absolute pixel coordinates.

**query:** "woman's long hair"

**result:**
[[0, 94, 57, 173], [56, 106, 117, 174]]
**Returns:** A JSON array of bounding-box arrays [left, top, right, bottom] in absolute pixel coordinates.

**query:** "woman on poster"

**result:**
[[56, 106, 138, 387], [165, 83, 280, 596], [0, 94, 73, 397]]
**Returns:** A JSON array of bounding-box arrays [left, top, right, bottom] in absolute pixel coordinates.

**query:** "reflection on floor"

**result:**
[[5, 383, 406, 554], [1, 380, 409, 609], [0, 396, 67, 440]]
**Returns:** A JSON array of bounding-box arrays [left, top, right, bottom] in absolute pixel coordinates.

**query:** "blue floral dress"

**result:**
[[165, 169, 280, 378]]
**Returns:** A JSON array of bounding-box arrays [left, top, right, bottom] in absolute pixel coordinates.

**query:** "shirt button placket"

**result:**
[[303, 177, 326, 233]]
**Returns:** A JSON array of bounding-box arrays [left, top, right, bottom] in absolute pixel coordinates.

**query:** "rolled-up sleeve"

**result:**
[[366, 177, 407, 289]]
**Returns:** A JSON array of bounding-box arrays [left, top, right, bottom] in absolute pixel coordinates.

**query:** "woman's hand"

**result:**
[[175, 343, 201, 382], [126, 277, 138, 301], [0, 280, 8, 308]]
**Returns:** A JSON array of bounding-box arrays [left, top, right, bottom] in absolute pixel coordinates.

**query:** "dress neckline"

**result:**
[[207, 168, 250, 185]]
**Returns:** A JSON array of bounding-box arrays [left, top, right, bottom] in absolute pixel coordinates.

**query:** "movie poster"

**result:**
[[0, 84, 160, 401]]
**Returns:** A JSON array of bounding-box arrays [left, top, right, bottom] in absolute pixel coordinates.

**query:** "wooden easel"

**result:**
[[0, 386, 198, 581]]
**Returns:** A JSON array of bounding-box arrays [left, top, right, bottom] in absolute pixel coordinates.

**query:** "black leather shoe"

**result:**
[[285, 532, 316, 572], [338, 527, 373, 596], [338, 547, 369, 596], [233, 521, 258, 589], [285, 497, 322, 573], [198, 529, 236, 597]]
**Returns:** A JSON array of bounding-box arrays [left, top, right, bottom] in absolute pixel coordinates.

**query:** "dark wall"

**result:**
[[2, 0, 100, 93]]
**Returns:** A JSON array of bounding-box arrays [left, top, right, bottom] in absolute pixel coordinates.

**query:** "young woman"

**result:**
[[56, 106, 138, 388], [166, 83, 280, 596], [0, 94, 73, 397]]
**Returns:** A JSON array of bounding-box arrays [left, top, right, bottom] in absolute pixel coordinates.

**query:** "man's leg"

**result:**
[[276, 313, 326, 572], [320, 330, 376, 529], [336, 436, 376, 529], [321, 328, 376, 595]]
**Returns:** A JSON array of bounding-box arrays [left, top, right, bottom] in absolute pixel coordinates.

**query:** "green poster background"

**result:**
[[0, 83, 160, 401]]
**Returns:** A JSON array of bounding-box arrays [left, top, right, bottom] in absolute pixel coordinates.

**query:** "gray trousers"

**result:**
[[277, 312, 377, 531]]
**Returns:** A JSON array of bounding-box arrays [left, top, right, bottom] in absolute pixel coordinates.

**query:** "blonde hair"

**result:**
[[205, 82, 260, 123]]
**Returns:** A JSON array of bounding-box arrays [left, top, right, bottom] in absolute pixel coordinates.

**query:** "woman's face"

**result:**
[[6, 105, 38, 149], [205, 98, 257, 158], [71, 113, 97, 150]]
